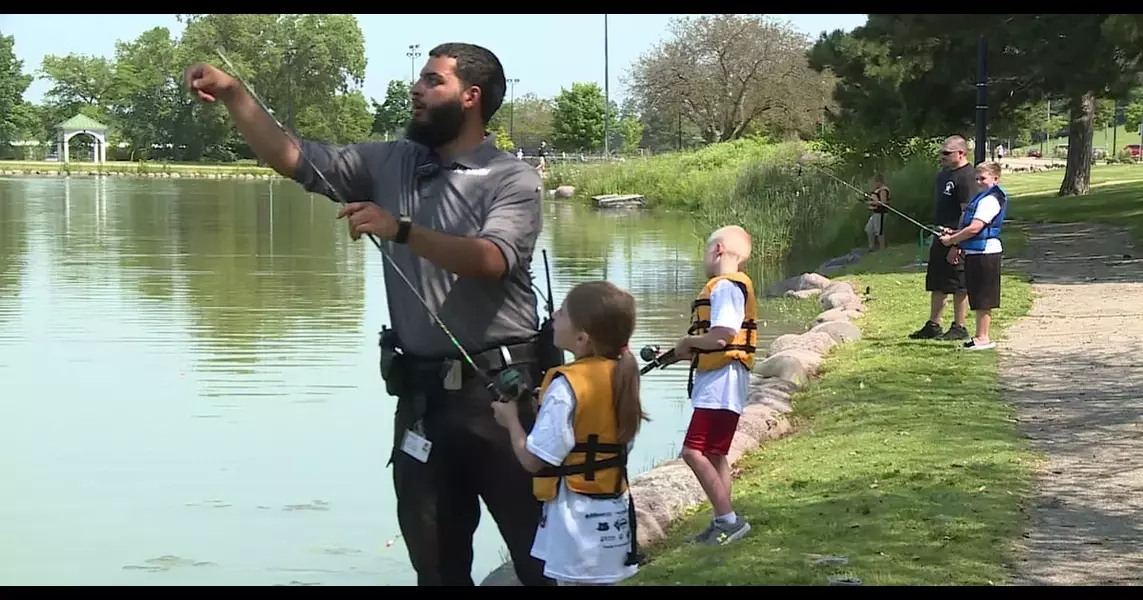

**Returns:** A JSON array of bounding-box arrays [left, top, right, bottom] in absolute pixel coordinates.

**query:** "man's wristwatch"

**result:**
[[395, 215, 413, 245]]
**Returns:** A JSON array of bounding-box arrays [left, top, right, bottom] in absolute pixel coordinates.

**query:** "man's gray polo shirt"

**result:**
[[291, 135, 543, 358]]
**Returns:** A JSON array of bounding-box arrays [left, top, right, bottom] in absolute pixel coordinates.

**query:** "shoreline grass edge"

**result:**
[[0, 160, 280, 179]]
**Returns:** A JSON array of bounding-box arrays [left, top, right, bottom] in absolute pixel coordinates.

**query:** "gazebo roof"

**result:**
[[57, 114, 108, 132]]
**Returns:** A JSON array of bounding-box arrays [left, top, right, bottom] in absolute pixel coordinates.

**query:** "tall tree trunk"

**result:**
[[1058, 92, 1096, 197]]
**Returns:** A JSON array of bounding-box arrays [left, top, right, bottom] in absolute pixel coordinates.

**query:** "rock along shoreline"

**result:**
[[480, 269, 867, 586]]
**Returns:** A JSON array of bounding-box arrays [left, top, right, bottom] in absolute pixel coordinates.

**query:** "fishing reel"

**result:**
[[639, 345, 663, 362], [489, 367, 533, 404], [638, 344, 681, 376]]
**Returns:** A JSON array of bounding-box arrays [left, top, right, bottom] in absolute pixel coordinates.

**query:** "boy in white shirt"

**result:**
[[673, 225, 756, 545], [938, 161, 1007, 351]]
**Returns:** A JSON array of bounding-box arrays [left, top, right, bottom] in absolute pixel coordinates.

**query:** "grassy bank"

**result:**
[[548, 138, 947, 267], [0, 159, 278, 178], [627, 241, 1035, 586]]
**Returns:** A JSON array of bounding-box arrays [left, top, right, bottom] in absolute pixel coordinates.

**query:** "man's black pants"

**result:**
[[389, 360, 553, 586]]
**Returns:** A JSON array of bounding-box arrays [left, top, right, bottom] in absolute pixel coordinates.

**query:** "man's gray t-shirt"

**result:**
[[291, 135, 543, 358]]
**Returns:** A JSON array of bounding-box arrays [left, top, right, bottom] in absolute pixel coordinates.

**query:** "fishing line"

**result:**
[[214, 49, 662, 390], [212, 48, 500, 391], [795, 155, 945, 237]]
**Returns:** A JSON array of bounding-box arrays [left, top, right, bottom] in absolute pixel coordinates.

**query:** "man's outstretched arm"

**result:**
[[214, 69, 385, 202]]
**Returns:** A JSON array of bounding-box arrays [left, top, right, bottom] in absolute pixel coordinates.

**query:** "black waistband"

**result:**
[[402, 338, 539, 374]]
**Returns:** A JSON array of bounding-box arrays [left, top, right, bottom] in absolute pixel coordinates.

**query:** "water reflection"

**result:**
[[0, 177, 806, 586]]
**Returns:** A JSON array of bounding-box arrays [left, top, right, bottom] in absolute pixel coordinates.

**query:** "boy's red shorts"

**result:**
[[682, 408, 741, 456]]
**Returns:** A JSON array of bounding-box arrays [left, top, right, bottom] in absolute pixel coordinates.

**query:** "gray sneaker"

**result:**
[[684, 521, 717, 544], [702, 518, 751, 545]]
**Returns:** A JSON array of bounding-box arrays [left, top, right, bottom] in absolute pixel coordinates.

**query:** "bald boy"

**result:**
[[672, 225, 758, 546]]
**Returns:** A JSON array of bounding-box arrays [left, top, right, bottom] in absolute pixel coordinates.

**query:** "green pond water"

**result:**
[[0, 175, 809, 586]]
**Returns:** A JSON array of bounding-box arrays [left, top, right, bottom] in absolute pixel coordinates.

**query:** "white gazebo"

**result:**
[[56, 114, 109, 164]]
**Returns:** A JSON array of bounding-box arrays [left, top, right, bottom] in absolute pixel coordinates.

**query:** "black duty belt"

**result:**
[[404, 339, 539, 378]]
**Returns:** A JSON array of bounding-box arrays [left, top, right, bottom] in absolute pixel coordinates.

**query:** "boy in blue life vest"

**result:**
[[673, 225, 756, 545], [491, 281, 648, 586], [939, 161, 1007, 351]]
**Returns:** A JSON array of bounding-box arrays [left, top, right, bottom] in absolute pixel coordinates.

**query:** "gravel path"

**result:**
[[1001, 222, 1143, 586]]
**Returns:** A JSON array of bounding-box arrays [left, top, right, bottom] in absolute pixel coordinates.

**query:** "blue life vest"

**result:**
[[959, 185, 1008, 252]]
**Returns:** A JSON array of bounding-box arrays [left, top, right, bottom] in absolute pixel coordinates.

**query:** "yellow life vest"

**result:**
[[688, 272, 759, 378], [532, 356, 628, 503]]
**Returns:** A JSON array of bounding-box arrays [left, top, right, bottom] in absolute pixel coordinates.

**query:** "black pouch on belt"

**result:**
[[535, 316, 565, 379], [378, 326, 408, 398]]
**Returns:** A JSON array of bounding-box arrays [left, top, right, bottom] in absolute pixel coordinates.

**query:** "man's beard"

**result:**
[[405, 98, 466, 149]]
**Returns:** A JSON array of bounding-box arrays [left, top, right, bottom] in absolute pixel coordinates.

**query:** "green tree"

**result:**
[[110, 27, 185, 160], [550, 82, 613, 152], [296, 90, 373, 144], [489, 92, 554, 149], [371, 79, 411, 137], [176, 13, 368, 155], [617, 114, 644, 155], [1094, 98, 1117, 130], [0, 33, 33, 148], [38, 53, 116, 130], [491, 123, 514, 151], [627, 14, 823, 144], [813, 14, 1143, 195]]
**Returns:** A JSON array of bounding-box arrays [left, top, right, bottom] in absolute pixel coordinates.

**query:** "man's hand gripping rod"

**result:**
[[213, 48, 528, 404]]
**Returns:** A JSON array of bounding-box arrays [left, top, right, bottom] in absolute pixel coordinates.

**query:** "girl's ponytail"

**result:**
[[612, 346, 648, 444]]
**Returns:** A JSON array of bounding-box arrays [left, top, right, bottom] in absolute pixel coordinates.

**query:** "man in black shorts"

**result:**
[[909, 135, 976, 341]]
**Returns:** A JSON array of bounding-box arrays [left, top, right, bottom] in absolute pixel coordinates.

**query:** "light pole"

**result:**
[[507, 78, 520, 144], [974, 35, 988, 166], [406, 44, 421, 84], [603, 13, 610, 156]]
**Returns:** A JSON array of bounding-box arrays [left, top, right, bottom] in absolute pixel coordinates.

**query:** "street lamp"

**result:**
[[406, 44, 421, 84], [603, 13, 610, 156], [507, 78, 520, 144]]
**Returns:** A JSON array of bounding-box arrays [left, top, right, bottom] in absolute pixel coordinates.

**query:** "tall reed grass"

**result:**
[[549, 137, 943, 271]]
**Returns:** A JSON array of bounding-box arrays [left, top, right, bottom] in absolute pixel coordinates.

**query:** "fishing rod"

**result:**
[[795, 155, 946, 237], [212, 48, 530, 403]]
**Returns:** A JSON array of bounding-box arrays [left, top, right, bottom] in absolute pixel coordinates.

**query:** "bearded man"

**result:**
[[185, 42, 552, 587]]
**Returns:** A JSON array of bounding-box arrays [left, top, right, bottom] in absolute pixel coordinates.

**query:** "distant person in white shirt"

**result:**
[[939, 162, 1007, 351], [672, 225, 757, 546], [491, 280, 647, 586], [516, 147, 524, 160]]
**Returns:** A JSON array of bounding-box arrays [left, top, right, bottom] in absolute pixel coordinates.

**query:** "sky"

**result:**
[[1, 14, 867, 106]]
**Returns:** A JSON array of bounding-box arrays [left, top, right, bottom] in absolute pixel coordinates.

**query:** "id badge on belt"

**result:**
[[401, 421, 432, 463]]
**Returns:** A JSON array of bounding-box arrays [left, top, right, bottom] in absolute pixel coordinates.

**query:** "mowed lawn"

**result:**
[[1002, 164, 1143, 239]]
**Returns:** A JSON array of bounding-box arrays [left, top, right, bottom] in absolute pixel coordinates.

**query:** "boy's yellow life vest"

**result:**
[[688, 271, 759, 373], [532, 356, 628, 503]]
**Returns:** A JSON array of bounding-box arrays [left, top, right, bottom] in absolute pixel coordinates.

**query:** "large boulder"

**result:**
[[753, 349, 824, 385], [819, 290, 865, 312], [629, 462, 707, 536], [480, 562, 522, 586], [785, 288, 822, 300], [745, 378, 795, 413], [821, 280, 858, 297], [766, 272, 831, 297], [810, 320, 863, 344], [812, 308, 864, 327], [769, 331, 837, 357]]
